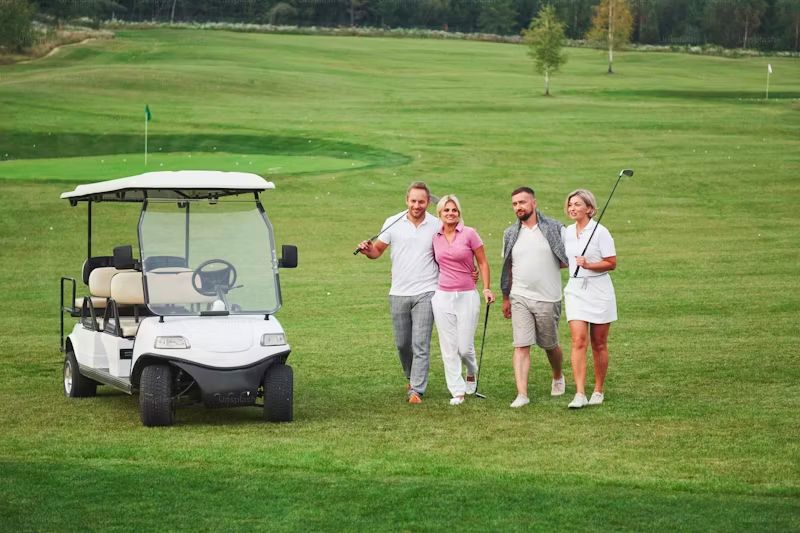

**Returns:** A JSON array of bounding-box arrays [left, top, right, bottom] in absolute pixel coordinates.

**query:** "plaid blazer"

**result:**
[[500, 210, 567, 297]]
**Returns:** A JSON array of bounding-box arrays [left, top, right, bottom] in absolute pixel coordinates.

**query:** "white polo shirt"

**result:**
[[563, 220, 616, 277], [509, 224, 562, 303], [378, 211, 440, 296]]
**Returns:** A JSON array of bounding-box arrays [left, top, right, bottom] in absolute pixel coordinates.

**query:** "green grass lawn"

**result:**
[[1, 30, 799, 532]]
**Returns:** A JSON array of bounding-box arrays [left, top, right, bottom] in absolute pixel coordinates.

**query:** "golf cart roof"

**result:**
[[60, 171, 275, 203]]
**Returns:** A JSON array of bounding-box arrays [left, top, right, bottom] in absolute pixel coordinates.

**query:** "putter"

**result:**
[[474, 302, 491, 399], [353, 194, 439, 255], [572, 169, 633, 278]]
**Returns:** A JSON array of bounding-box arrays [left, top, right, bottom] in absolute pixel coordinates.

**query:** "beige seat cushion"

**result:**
[[146, 271, 216, 306], [106, 317, 140, 337], [75, 297, 107, 309], [88, 267, 118, 298], [111, 271, 145, 305]]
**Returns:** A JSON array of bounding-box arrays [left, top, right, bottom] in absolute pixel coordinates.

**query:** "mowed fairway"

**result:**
[[1, 30, 799, 531]]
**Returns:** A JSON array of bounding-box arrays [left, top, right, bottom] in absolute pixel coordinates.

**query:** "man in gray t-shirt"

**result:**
[[500, 187, 568, 408], [357, 182, 439, 404]]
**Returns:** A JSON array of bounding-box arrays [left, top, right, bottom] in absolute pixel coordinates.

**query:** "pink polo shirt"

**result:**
[[433, 222, 483, 292]]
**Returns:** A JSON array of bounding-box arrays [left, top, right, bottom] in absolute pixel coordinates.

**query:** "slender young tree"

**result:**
[[779, 0, 800, 52], [522, 5, 568, 96], [587, 0, 633, 74]]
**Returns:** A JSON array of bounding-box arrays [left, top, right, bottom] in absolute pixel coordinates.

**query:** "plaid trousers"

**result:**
[[389, 291, 434, 396]]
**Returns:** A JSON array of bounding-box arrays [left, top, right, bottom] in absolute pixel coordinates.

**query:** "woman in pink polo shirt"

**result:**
[[431, 195, 495, 405]]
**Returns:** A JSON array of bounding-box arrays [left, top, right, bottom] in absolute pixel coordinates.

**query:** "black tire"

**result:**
[[263, 363, 293, 423], [139, 364, 175, 427], [63, 350, 97, 398]]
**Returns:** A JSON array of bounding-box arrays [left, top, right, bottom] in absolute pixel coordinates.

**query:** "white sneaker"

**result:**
[[588, 391, 604, 406], [450, 396, 465, 405], [551, 375, 565, 396], [465, 375, 477, 395], [510, 395, 530, 408], [568, 393, 588, 409]]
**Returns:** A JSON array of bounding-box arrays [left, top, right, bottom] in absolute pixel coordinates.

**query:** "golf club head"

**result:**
[[475, 393, 487, 399], [620, 169, 634, 177], [430, 194, 440, 204]]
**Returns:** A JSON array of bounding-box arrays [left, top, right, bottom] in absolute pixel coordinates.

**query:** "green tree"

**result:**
[[587, 0, 633, 73], [0, 0, 35, 53], [522, 5, 568, 96], [478, 0, 518, 34], [706, 0, 767, 48], [733, 0, 768, 48], [777, 0, 800, 51], [267, 2, 297, 24]]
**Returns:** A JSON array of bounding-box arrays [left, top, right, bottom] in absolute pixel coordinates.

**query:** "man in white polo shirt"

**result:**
[[357, 182, 440, 404], [500, 187, 569, 408]]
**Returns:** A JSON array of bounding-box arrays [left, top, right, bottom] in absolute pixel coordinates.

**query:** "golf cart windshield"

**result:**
[[140, 199, 279, 316]]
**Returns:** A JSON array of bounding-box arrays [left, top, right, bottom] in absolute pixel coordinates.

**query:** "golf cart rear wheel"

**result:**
[[139, 364, 175, 427], [63, 350, 97, 398], [263, 363, 293, 423]]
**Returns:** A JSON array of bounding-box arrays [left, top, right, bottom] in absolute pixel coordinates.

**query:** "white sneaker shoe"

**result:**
[[465, 375, 477, 395], [450, 396, 465, 405], [588, 391, 604, 406], [551, 375, 565, 396], [510, 395, 530, 408], [568, 393, 588, 409]]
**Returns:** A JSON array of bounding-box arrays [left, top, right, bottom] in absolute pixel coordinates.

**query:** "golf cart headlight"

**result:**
[[261, 333, 286, 346], [154, 336, 191, 349]]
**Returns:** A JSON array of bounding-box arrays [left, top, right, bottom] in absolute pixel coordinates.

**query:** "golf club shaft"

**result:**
[[474, 302, 491, 398], [572, 173, 623, 278], [353, 210, 409, 255]]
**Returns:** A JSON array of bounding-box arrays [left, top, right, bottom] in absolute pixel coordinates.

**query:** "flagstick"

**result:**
[[766, 71, 770, 100], [145, 110, 148, 166]]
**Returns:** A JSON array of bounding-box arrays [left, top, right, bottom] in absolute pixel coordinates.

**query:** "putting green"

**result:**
[[0, 152, 368, 182]]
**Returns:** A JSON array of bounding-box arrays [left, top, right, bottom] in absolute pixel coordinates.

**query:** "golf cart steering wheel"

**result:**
[[191, 259, 238, 297]]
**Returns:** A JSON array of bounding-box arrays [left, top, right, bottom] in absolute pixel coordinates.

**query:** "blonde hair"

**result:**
[[565, 189, 598, 218], [436, 195, 463, 222]]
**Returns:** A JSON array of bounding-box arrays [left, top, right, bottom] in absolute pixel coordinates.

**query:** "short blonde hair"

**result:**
[[437, 195, 463, 222], [565, 189, 598, 218]]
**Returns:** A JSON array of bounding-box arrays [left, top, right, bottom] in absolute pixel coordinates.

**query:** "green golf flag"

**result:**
[[146, 105, 151, 121]]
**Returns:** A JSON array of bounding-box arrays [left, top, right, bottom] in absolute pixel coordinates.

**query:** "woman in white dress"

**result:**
[[562, 189, 617, 409]]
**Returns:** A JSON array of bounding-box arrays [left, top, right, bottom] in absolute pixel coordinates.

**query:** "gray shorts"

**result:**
[[510, 294, 561, 350]]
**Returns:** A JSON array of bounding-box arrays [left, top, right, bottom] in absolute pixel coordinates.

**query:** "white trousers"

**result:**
[[431, 289, 480, 397]]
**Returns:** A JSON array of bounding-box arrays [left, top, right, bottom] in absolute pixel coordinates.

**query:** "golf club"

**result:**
[[572, 169, 633, 278], [474, 302, 491, 399], [353, 194, 439, 255]]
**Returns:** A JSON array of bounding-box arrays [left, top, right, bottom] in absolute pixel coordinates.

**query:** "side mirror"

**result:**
[[278, 245, 298, 269], [113, 245, 137, 270]]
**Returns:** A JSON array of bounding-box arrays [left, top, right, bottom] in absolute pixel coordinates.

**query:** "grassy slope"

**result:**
[[0, 30, 799, 531]]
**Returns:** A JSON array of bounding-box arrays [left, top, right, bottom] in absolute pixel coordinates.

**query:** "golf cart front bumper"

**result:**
[[137, 350, 290, 408]]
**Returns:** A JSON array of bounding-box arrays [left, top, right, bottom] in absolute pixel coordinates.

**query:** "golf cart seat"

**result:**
[[146, 268, 217, 306], [75, 266, 118, 309], [108, 271, 145, 337]]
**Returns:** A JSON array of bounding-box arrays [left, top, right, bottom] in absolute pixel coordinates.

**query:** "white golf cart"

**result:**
[[59, 171, 298, 427]]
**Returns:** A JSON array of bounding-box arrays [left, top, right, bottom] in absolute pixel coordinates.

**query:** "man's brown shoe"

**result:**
[[408, 393, 422, 404]]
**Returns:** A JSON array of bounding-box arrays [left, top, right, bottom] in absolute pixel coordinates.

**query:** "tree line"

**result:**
[[2, 0, 800, 53]]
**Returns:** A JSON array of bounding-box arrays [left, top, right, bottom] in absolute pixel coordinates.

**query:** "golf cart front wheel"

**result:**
[[263, 363, 293, 423], [139, 364, 176, 427], [63, 350, 97, 398]]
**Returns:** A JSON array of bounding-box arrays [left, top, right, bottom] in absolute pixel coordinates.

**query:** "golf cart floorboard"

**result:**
[[79, 365, 133, 394]]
